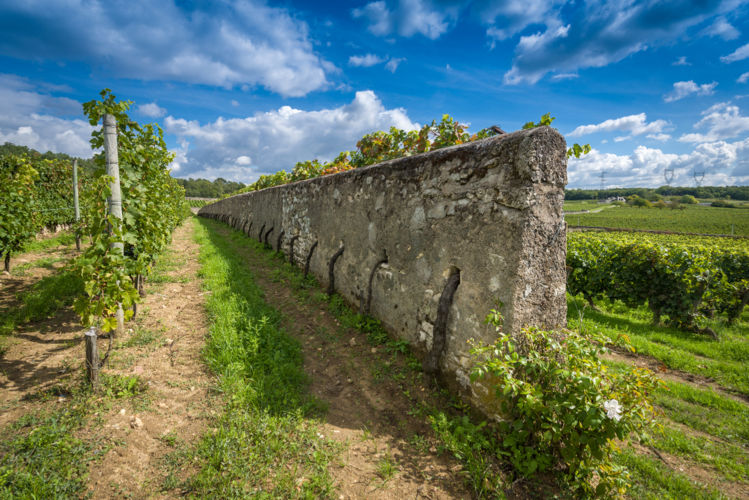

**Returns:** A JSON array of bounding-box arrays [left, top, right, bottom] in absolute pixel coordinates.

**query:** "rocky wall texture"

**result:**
[[199, 126, 567, 409]]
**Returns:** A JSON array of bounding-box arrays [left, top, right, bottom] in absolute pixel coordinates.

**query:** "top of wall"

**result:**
[[200, 126, 566, 212]]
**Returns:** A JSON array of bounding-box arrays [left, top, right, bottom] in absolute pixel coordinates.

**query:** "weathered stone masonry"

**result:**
[[199, 126, 567, 407]]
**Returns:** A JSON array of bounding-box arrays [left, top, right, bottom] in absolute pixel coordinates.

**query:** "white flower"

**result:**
[[603, 399, 622, 422]]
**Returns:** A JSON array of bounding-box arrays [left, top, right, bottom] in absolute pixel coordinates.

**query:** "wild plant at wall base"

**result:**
[[471, 310, 662, 497]]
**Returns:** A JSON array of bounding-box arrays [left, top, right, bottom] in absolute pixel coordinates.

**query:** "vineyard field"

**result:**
[[566, 204, 749, 236]]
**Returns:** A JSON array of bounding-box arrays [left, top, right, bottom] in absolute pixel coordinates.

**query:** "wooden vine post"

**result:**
[[103, 113, 125, 338], [73, 158, 81, 251], [85, 326, 99, 390]]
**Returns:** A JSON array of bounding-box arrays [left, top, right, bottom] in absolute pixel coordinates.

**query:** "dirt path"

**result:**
[[213, 224, 475, 499], [86, 219, 216, 499]]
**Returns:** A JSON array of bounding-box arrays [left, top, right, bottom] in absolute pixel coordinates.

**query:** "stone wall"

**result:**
[[199, 126, 567, 407]]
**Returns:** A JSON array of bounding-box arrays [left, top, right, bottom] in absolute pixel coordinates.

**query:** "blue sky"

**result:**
[[1, 0, 748, 189]]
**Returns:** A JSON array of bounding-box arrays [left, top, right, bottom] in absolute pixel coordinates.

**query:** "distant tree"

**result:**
[[176, 177, 246, 197], [680, 195, 698, 204]]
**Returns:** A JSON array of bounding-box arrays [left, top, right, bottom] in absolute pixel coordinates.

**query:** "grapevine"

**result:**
[[74, 89, 188, 332], [0, 155, 39, 272]]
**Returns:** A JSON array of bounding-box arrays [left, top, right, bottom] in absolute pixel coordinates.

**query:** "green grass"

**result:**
[[565, 204, 749, 235], [19, 231, 76, 254], [10, 255, 67, 276], [0, 372, 148, 498], [616, 450, 726, 499], [576, 297, 749, 492], [166, 217, 338, 498], [568, 295, 749, 396], [564, 200, 617, 212], [0, 268, 83, 337], [0, 405, 94, 498]]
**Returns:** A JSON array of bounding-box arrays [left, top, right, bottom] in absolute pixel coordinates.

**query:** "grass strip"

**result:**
[[20, 231, 76, 254], [176, 218, 338, 498], [605, 359, 749, 445], [10, 256, 67, 277], [616, 450, 726, 499], [0, 268, 83, 338], [569, 296, 749, 395], [0, 406, 92, 498]]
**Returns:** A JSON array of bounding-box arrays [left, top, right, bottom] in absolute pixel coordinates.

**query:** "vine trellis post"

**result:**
[[103, 113, 125, 338], [73, 158, 81, 251]]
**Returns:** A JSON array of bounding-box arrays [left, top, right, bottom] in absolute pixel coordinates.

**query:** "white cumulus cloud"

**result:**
[[349, 54, 386, 67], [0, 1, 331, 97], [679, 102, 749, 143], [137, 102, 166, 118], [568, 113, 670, 142], [0, 74, 93, 157], [663, 81, 718, 102], [738, 72, 749, 84], [164, 90, 419, 182], [721, 42, 749, 63]]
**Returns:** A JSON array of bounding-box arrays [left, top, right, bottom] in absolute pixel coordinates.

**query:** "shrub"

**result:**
[[471, 310, 661, 497], [711, 200, 739, 209], [627, 195, 652, 208], [680, 195, 698, 204]]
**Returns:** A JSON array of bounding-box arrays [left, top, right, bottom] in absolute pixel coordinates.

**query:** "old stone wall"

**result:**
[[199, 126, 567, 407]]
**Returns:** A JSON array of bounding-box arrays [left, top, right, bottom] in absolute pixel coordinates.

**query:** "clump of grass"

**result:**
[[121, 325, 163, 348], [101, 373, 149, 399], [375, 450, 398, 482]]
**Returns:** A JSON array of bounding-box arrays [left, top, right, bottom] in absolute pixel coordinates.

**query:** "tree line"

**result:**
[[566, 186, 749, 201]]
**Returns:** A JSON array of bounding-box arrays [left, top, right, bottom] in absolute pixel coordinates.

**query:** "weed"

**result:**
[[101, 373, 148, 399], [121, 325, 163, 348], [375, 450, 398, 482], [408, 433, 429, 454], [160, 431, 180, 448]]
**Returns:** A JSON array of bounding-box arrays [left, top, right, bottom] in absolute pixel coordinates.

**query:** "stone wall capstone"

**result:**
[[199, 126, 568, 409]]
